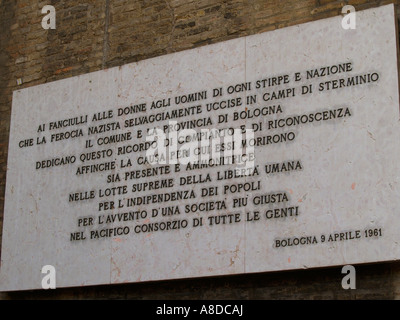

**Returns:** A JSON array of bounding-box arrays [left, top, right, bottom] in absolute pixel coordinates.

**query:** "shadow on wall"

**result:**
[[1, 262, 398, 300]]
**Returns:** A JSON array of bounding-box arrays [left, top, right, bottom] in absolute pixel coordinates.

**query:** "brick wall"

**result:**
[[0, 0, 399, 299]]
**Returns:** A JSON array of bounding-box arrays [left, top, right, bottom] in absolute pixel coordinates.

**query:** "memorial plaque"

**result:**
[[1, 4, 400, 291]]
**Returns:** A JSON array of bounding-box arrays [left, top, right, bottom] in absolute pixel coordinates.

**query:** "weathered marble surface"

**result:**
[[1, 4, 399, 291]]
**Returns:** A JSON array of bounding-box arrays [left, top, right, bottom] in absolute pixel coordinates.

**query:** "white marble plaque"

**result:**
[[1, 4, 400, 291]]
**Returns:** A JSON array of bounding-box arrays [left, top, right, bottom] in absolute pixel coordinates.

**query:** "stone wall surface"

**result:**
[[0, 0, 399, 299]]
